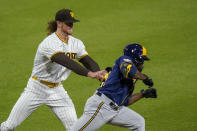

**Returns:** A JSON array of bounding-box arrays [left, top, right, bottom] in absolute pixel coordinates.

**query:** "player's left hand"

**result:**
[[141, 88, 157, 98]]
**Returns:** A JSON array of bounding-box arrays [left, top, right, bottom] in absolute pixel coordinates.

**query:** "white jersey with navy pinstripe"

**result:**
[[31, 32, 88, 83]]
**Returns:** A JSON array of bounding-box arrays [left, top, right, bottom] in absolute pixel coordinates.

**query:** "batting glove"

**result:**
[[143, 76, 154, 87], [141, 88, 157, 98]]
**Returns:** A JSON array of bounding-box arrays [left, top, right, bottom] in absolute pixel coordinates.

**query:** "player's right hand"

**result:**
[[96, 70, 107, 81], [143, 76, 154, 87], [87, 70, 107, 81]]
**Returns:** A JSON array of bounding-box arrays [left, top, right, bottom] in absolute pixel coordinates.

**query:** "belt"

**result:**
[[32, 76, 59, 88], [96, 92, 120, 111]]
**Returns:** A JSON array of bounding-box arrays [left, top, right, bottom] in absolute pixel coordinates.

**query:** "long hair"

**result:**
[[46, 20, 57, 35]]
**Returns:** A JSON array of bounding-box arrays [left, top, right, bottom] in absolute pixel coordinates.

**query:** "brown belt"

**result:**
[[32, 76, 59, 88]]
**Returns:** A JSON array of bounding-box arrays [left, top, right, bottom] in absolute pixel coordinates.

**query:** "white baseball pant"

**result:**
[[71, 92, 145, 131], [0, 78, 77, 131]]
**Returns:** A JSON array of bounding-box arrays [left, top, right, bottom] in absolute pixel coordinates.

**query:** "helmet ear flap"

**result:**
[[135, 55, 144, 66]]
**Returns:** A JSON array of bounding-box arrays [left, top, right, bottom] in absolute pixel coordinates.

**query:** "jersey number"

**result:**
[[66, 52, 77, 59]]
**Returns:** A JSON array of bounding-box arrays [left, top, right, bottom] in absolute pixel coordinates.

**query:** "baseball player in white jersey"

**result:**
[[0, 9, 106, 131]]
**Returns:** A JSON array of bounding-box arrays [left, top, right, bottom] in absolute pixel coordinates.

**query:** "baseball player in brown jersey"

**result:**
[[0, 9, 106, 131]]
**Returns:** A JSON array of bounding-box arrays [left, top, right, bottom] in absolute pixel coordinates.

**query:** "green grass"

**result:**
[[0, 0, 197, 130]]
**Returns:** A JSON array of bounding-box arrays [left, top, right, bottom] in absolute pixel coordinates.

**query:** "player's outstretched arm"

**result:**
[[79, 55, 100, 72], [128, 88, 157, 106], [119, 61, 154, 87], [128, 92, 143, 105], [134, 71, 154, 87], [52, 52, 89, 76], [51, 53, 105, 80]]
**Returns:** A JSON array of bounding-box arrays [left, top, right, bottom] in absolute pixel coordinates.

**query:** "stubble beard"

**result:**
[[64, 28, 72, 35]]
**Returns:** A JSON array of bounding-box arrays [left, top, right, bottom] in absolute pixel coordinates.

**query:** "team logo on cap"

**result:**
[[70, 12, 74, 18], [142, 46, 147, 56]]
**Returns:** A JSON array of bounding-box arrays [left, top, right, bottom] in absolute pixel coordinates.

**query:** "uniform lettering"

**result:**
[[65, 52, 77, 59]]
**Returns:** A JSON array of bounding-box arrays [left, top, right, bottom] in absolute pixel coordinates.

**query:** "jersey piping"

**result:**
[[55, 32, 69, 44]]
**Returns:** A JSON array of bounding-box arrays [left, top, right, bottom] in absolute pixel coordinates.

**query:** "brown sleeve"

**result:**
[[51, 53, 89, 76], [79, 55, 100, 72]]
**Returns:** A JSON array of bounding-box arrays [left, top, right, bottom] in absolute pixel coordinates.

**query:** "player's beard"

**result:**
[[65, 28, 73, 35], [137, 64, 144, 72], [61, 24, 73, 35]]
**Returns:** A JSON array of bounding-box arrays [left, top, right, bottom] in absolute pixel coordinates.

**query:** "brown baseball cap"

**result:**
[[55, 9, 80, 23]]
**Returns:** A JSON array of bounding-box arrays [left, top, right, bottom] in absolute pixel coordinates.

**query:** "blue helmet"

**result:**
[[123, 43, 150, 66]]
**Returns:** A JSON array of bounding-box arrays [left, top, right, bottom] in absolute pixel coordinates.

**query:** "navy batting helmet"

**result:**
[[123, 43, 150, 66]]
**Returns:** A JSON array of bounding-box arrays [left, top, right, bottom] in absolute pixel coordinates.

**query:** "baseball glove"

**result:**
[[141, 88, 157, 98]]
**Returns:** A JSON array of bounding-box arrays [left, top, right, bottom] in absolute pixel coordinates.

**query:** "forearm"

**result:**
[[134, 71, 154, 87], [128, 92, 143, 106], [51, 53, 89, 76], [133, 71, 147, 80], [79, 55, 100, 72]]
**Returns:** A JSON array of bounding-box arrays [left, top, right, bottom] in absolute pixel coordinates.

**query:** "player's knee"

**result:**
[[128, 115, 145, 131], [138, 116, 145, 127], [135, 116, 145, 130]]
